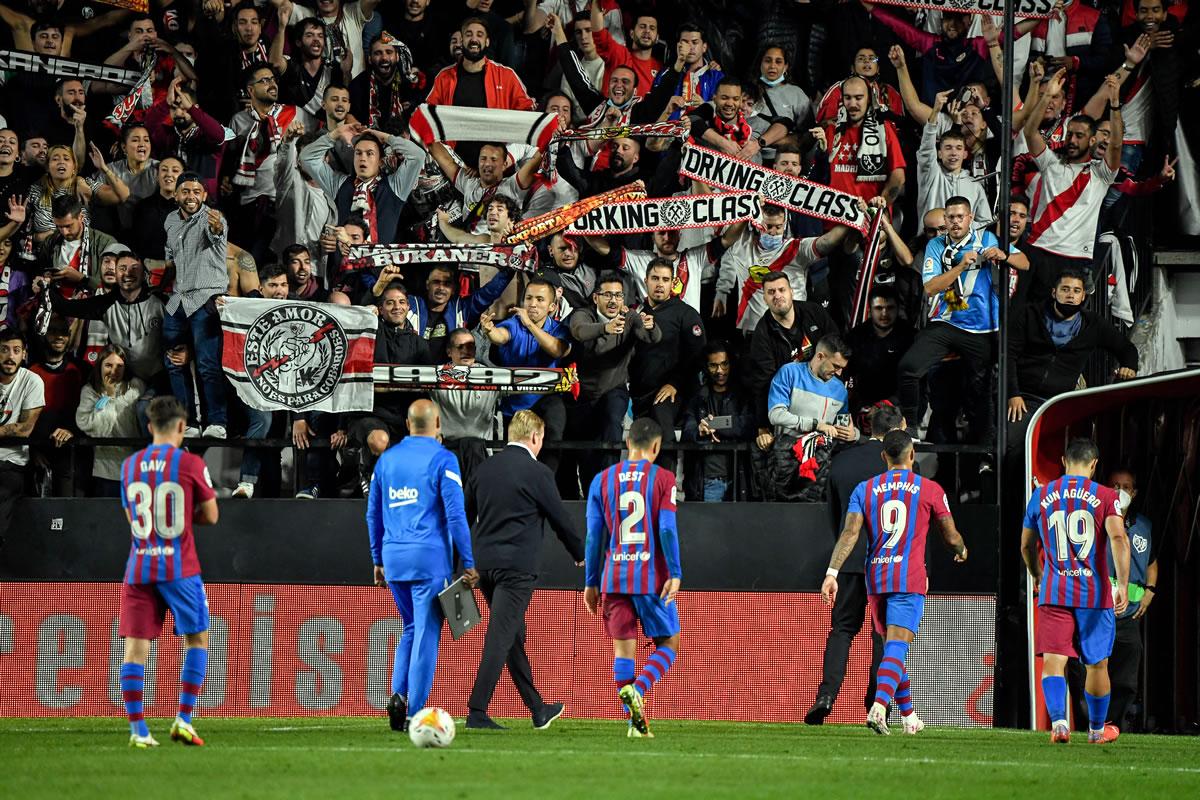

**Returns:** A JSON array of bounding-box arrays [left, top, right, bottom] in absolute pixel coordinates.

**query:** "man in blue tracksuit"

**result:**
[[367, 398, 476, 732]]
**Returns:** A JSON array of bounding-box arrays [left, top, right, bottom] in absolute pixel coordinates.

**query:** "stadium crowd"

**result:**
[[0, 0, 1189, 524]]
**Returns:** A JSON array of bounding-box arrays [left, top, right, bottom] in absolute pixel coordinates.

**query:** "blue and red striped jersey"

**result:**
[[1023, 475, 1121, 609], [120, 444, 216, 585], [585, 459, 682, 595], [848, 469, 951, 596]]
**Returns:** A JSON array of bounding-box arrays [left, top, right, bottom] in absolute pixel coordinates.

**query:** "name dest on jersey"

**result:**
[[612, 551, 652, 562], [618, 470, 645, 483], [1039, 487, 1101, 510]]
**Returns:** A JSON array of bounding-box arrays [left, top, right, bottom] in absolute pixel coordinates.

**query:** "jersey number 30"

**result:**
[[126, 481, 187, 540]]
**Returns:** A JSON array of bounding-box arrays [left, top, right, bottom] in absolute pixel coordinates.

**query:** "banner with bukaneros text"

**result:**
[[680, 143, 869, 233], [344, 243, 538, 273], [218, 298, 378, 413], [0, 582, 994, 726], [868, 0, 1055, 17], [567, 192, 761, 235], [0, 51, 144, 86], [373, 363, 578, 393]]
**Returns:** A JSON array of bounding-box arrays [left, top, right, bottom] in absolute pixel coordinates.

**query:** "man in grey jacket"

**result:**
[[917, 91, 993, 230], [566, 271, 661, 492]]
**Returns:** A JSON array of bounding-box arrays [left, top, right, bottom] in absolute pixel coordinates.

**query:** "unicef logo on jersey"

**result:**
[[243, 304, 349, 410], [612, 551, 652, 562]]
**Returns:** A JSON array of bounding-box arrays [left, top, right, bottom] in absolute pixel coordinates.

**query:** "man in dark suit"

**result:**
[[465, 409, 585, 730], [805, 404, 908, 724]]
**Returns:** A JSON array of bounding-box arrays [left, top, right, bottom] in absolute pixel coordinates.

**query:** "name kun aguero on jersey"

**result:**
[[1038, 484, 1103, 510]]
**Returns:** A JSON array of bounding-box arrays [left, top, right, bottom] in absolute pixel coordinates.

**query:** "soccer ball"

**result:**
[[408, 707, 456, 748]]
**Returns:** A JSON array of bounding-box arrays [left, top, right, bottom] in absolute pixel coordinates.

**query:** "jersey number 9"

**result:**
[[126, 480, 187, 540], [881, 499, 908, 549]]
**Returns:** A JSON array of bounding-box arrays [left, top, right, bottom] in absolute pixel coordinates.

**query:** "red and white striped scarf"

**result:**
[[350, 176, 381, 243], [235, 104, 295, 186], [240, 41, 270, 70], [712, 112, 753, 148], [368, 72, 404, 128]]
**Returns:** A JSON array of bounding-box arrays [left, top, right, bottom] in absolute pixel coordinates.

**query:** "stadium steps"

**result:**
[[1153, 251, 1200, 366]]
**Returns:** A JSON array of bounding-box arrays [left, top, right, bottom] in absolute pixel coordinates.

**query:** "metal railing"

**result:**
[[11, 435, 995, 503]]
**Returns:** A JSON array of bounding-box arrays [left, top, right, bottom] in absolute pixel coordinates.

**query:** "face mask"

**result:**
[[760, 73, 786, 87], [1117, 489, 1132, 514], [759, 233, 783, 250], [1053, 299, 1082, 318]]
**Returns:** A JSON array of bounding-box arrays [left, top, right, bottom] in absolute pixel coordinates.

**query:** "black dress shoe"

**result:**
[[532, 702, 565, 730], [387, 693, 407, 732], [465, 712, 506, 730], [805, 694, 834, 725]]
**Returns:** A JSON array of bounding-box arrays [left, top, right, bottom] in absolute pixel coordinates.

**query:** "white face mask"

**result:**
[[1117, 489, 1132, 515]]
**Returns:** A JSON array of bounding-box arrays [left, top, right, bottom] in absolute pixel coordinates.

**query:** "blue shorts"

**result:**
[[119, 575, 210, 640], [1036, 604, 1116, 666], [603, 593, 681, 640], [869, 592, 925, 636]]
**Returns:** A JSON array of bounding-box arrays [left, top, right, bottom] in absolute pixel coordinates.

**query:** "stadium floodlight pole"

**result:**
[[997, 2, 1015, 499]]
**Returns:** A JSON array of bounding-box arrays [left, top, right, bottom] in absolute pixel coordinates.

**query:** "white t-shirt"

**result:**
[[1025, 142, 1118, 259], [0, 367, 46, 466], [717, 230, 821, 331], [453, 170, 525, 235]]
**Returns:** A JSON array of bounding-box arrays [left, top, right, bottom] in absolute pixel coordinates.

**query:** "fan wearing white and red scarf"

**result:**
[[233, 65, 301, 187]]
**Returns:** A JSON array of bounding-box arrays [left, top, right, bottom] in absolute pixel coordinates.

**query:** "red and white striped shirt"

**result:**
[[1025, 146, 1117, 259]]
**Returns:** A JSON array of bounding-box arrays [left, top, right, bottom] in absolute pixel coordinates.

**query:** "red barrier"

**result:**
[[0, 583, 994, 725]]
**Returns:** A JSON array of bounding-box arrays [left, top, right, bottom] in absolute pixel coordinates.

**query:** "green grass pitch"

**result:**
[[2, 717, 1198, 799]]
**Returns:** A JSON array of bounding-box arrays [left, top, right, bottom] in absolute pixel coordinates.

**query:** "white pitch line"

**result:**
[[223, 744, 1200, 775]]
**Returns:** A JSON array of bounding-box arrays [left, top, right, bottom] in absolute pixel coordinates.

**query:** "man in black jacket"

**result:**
[[681, 341, 755, 501], [629, 259, 707, 473], [805, 403, 907, 724], [844, 284, 914, 418], [349, 282, 431, 488], [567, 272, 661, 493], [1006, 268, 1138, 455], [746, 272, 839, 451], [465, 410, 585, 730]]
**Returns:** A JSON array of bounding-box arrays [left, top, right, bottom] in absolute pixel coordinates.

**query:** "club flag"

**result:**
[[219, 297, 378, 413]]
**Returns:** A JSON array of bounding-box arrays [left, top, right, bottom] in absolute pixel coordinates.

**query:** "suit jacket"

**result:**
[[467, 444, 585, 574], [826, 438, 919, 574]]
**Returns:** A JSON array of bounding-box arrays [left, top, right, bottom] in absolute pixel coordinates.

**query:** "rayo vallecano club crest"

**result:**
[[244, 304, 349, 409]]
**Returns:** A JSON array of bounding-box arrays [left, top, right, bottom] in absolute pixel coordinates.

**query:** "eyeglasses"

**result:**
[[250, 76, 277, 86], [597, 292, 624, 300], [924, 226, 948, 235]]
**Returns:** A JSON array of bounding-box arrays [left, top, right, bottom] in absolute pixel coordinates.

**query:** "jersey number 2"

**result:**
[[126, 481, 186, 540], [618, 491, 646, 545]]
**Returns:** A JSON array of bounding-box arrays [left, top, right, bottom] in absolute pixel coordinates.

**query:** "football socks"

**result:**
[[895, 669, 914, 717], [1084, 692, 1111, 734], [1042, 675, 1068, 725], [178, 647, 208, 726], [614, 657, 636, 715], [874, 640, 910, 710], [120, 663, 150, 738], [634, 646, 676, 699]]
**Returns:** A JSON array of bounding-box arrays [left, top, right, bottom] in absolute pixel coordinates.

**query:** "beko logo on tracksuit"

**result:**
[[388, 487, 419, 507]]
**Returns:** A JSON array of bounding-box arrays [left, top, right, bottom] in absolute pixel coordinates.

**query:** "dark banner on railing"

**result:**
[[0, 582, 994, 726]]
